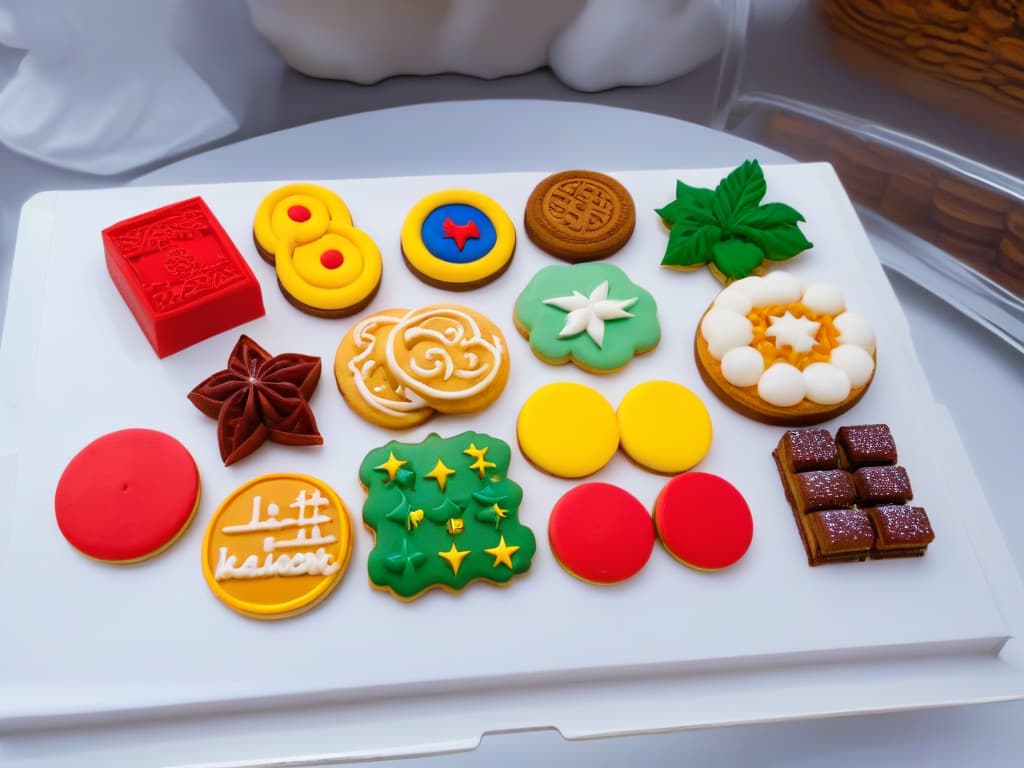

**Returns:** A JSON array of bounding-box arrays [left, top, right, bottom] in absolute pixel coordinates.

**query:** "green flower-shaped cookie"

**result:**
[[657, 159, 813, 282], [514, 262, 660, 373]]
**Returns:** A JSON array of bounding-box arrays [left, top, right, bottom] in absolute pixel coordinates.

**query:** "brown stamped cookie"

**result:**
[[524, 170, 635, 262]]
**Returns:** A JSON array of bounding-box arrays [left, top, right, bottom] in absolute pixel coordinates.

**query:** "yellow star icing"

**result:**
[[484, 536, 519, 569], [408, 509, 424, 530], [493, 503, 507, 520], [438, 543, 470, 575], [424, 458, 456, 491], [464, 443, 497, 478], [446, 518, 465, 535], [374, 451, 407, 482]]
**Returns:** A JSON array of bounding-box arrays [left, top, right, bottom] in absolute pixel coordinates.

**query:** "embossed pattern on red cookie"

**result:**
[[103, 197, 264, 358]]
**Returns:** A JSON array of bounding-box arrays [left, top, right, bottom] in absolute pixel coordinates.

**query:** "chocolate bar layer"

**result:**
[[777, 429, 838, 473], [854, 466, 913, 504], [794, 469, 856, 513], [806, 508, 875, 564], [867, 505, 935, 558], [836, 424, 897, 469]]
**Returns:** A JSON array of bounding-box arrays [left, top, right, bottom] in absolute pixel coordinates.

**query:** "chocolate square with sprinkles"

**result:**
[[836, 424, 898, 469], [867, 505, 935, 557], [794, 469, 856, 513], [807, 508, 875, 563], [854, 466, 913, 505], [778, 428, 838, 473]]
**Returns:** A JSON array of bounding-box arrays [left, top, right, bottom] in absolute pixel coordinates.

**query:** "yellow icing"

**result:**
[[374, 451, 407, 482], [464, 443, 497, 478], [516, 382, 619, 478], [201, 473, 352, 619], [401, 189, 515, 286], [484, 536, 520, 569], [424, 459, 456, 491], [438, 543, 471, 575], [275, 220, 382, 311], [747, 302, 840, 370], [616, 381, 712, 474], [253, 183, 353, 256]]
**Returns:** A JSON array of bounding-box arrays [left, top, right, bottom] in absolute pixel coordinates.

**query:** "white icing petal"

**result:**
[[543, 280, 638, 349], [802, 362, 852, 405], [801, 283, 846, 315], [712, 285, 754, 314], [766, 311, 820, 353], [833, 311, 876, 353], [757, 362, 806, 407], [829, 344, 875, 388], [721, 346, 764, 387], [700, 308, 754, 360], [758, 271, 804, 305]]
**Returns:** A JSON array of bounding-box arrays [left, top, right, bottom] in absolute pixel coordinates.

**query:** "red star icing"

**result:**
[[188, 335, 323, 465], [442, 217, 480, 251]]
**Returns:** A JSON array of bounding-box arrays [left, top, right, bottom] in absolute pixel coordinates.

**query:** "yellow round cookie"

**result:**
[[275, 221, 383, 317], [202, 473, 353, 620], [253, 183, 353, 263], [516, 382, 619, 478], [616, 381, 713, 474], [401, 189, 515, 289], [383, 304, 509, 414], [333, 308, 435, 430]]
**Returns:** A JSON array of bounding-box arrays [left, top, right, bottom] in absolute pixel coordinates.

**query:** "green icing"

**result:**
[[656, 159, 813, 280], [360, 431, 536, 600], [514, 262, 660, 371]]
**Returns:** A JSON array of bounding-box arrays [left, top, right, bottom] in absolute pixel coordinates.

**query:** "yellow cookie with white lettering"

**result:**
[[384, 304, 510, 415], [202, 473, 353, 620], [333, 308, 435, 430], [253, 183, 353, 264]]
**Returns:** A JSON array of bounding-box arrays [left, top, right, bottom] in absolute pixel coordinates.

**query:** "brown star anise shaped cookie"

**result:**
[[188, 335, 323, 465]]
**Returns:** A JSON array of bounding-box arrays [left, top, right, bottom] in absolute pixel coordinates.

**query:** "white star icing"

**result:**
[[543, 280, 638, 348], [766, 311, 820, 353]]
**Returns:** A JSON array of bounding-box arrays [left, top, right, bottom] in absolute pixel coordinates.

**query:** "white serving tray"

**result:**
[[2, 165, 1022, 768]]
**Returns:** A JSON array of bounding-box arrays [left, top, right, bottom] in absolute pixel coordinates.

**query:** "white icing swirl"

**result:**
[[829, 344, 875, 388], [700, 308, 753, 360], [834, 311, 876, 353], [757, 362, 805, 406], [347, 313, 430, 417], [802, 362, 852, 405], [720, 346, 764, 387], [801, 283, 846, 315]]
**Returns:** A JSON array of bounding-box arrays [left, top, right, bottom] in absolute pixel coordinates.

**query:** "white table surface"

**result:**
[[5, 100, 1023, 767]]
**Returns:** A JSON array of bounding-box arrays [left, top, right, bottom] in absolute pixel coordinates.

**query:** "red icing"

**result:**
[[548, 483, 655, 584], [287, 205, 312, 222], [654, 473, 753, 570], [54, 429, 199, 562], [102, 197, 264, 358], [442, 217, 481, 251], [320, 249, 344, 269]]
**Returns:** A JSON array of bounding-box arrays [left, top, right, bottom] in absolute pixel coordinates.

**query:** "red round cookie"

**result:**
[[548, 483, 655, 584], [653, 472, 753, 570], [54, 429, 200, 563]]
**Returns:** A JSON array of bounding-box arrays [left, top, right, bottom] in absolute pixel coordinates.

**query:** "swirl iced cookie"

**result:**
[[253, 183, 382, 317], [252, 183, 353, 264], [55, 429, 200, 563], [360, 431, 536, 601], [695, 271, 877, 425], [333, 308, 434, 430], [401, 189, 515, 290], [384, 304, 509, 415], [514, 263, 660, 374], [524, 170, 635, 262], [202, 473, 353, 619]]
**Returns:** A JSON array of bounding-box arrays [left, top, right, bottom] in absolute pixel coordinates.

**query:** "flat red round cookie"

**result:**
[[654, 473, 753, 571], [54, 429, 200, 563], [548, 483, 655, 585]]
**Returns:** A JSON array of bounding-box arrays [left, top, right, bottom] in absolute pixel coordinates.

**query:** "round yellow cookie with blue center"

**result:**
[[401, 189, 516, 290]]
